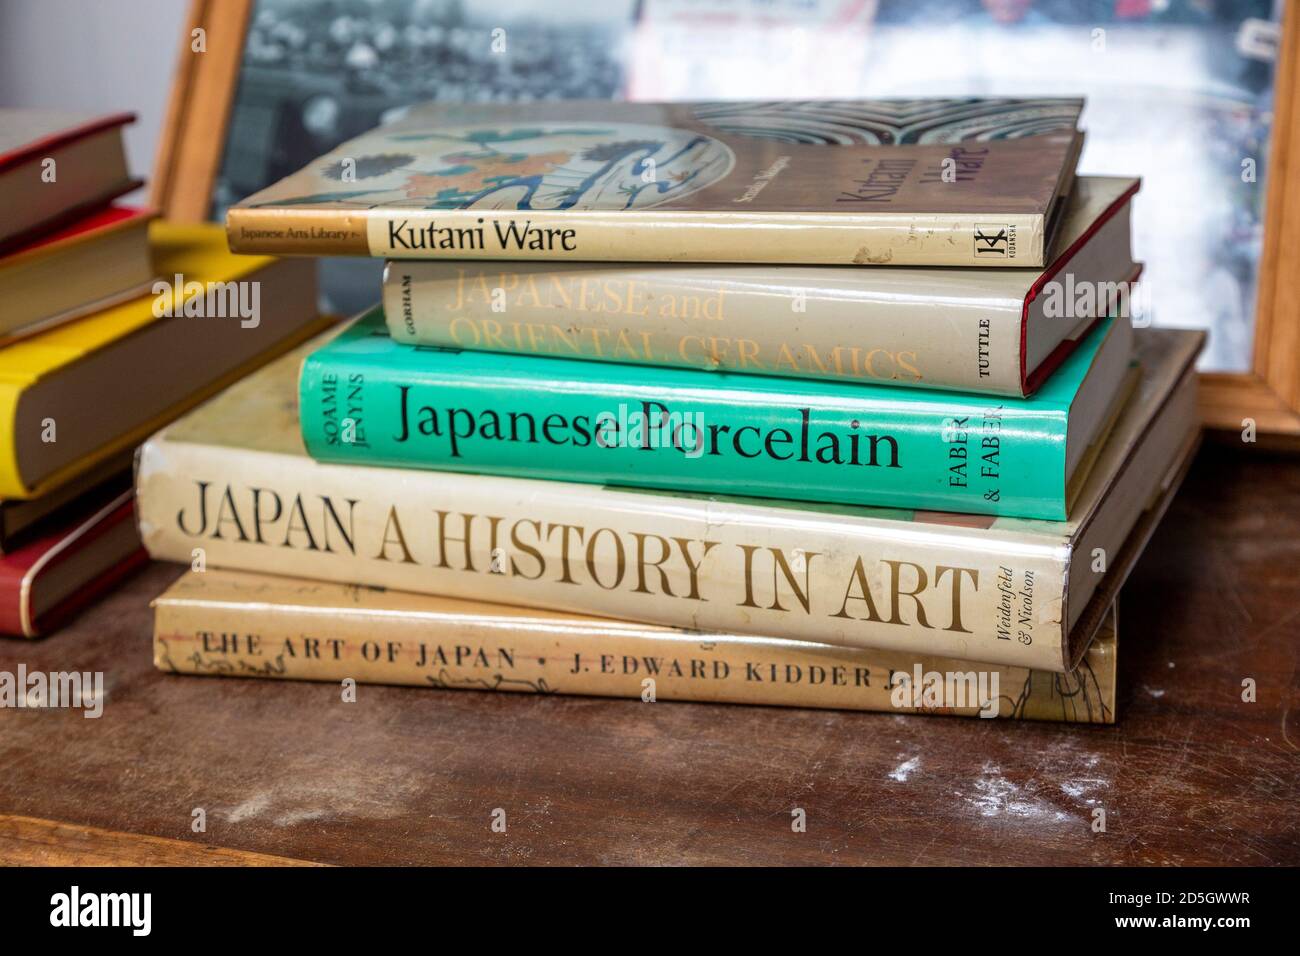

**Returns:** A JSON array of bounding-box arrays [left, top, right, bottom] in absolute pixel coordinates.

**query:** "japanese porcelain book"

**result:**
[[299, 312, 1134, 520]]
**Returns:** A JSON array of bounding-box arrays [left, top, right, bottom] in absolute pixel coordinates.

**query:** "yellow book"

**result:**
[[0, 221, 324, 499]]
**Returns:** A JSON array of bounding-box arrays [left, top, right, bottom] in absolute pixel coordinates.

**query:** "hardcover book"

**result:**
[[227, 98, 1084, 268], [300, 311, 1134, 520], [0, 454, 132, 555], [0, 222, 327, 499], [0, 109, 140, 253], [0, 490, 144, 638], [0, 205, 156, 344], [384, 176, 1139, 396], [136, 326, 1202, 672], [154, 568, 1119, 724]]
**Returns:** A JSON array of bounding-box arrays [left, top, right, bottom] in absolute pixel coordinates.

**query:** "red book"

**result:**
[[0, 204, 156, 343], [0, 490, 146, 638], [0, 109, 141, 253]]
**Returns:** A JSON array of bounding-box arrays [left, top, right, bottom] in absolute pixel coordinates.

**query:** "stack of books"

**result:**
[[0, 109, 327, 637], [140, 99, 1204, 722]]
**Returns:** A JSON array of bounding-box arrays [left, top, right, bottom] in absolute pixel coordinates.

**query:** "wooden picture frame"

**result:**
[[152, 0, 254, 224], [152, 0, 1300, 441]]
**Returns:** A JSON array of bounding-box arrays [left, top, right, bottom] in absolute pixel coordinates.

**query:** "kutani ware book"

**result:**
[[228, 98, 1084, 267]]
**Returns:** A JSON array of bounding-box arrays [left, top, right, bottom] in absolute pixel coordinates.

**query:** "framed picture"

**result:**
[[153, 0, 1300, 440]]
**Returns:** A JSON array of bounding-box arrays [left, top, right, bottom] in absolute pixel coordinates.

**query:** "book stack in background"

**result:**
[[0, 109, 328, 637], [139, 99, 1206, 722]]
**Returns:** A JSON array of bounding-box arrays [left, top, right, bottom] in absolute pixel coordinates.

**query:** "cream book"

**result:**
[[154, 568, 1119, 724], [384, 176, 1138, 396], [227, 98, 1083, 267], [136, 325, 1200, 672]]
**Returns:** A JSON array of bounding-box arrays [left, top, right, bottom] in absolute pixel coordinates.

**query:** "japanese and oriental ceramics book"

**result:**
[[383, 177, 1138, 396]]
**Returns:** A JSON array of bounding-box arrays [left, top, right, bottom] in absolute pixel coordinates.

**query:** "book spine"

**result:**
[[153, 585, 1116, 724], [225, 207, 1047, 267], [0, 558, 28, 636], [135, 438, 1073, 670], [0, 388, 21, 500], [382, 261, 1027, 395], [298, 344, 1067, 519]]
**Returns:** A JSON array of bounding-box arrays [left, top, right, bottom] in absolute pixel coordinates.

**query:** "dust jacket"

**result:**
[[383, 176, 1138, 397], [155, 568, 1119, 724], [227, 98, 1084, 267], [299, 312, 1132, 520]]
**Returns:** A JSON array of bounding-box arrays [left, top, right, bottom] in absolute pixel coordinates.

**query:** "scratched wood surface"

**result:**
[[0, 446, 1296, 866], [0, 815, 319, 866]]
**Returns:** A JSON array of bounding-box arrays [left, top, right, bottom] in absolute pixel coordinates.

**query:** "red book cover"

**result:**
[[0, 204, 155, 269], [1020, 179, 1141, 393], [0, 111, 135, 172], [0, 110, 141, 255], [0, 491, 146, 638]]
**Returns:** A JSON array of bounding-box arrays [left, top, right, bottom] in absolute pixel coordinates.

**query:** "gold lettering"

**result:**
[[935, 565, 979, 632], [831, 556, 886, 622], [632, 532, 675, 596], [433, 510, 476, 571], [375, 506, 416, 563], [886, 560, 930, 628], [585, 527, 626, 589]]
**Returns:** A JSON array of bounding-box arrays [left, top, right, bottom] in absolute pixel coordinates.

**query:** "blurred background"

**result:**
[[0, 0, 1284, 370]]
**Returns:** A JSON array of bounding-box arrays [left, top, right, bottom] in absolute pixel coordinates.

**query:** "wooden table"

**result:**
[[2, 445, 1298, 866]]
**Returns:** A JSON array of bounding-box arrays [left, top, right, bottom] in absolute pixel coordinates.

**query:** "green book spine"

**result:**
[[300, 310, 1105, 520]]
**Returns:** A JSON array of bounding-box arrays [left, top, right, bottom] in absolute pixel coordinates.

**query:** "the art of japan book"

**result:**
[[155, 567, 1119, 724]]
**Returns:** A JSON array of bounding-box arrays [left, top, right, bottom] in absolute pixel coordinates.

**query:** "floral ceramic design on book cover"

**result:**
[[254, 121, 735, 211]]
